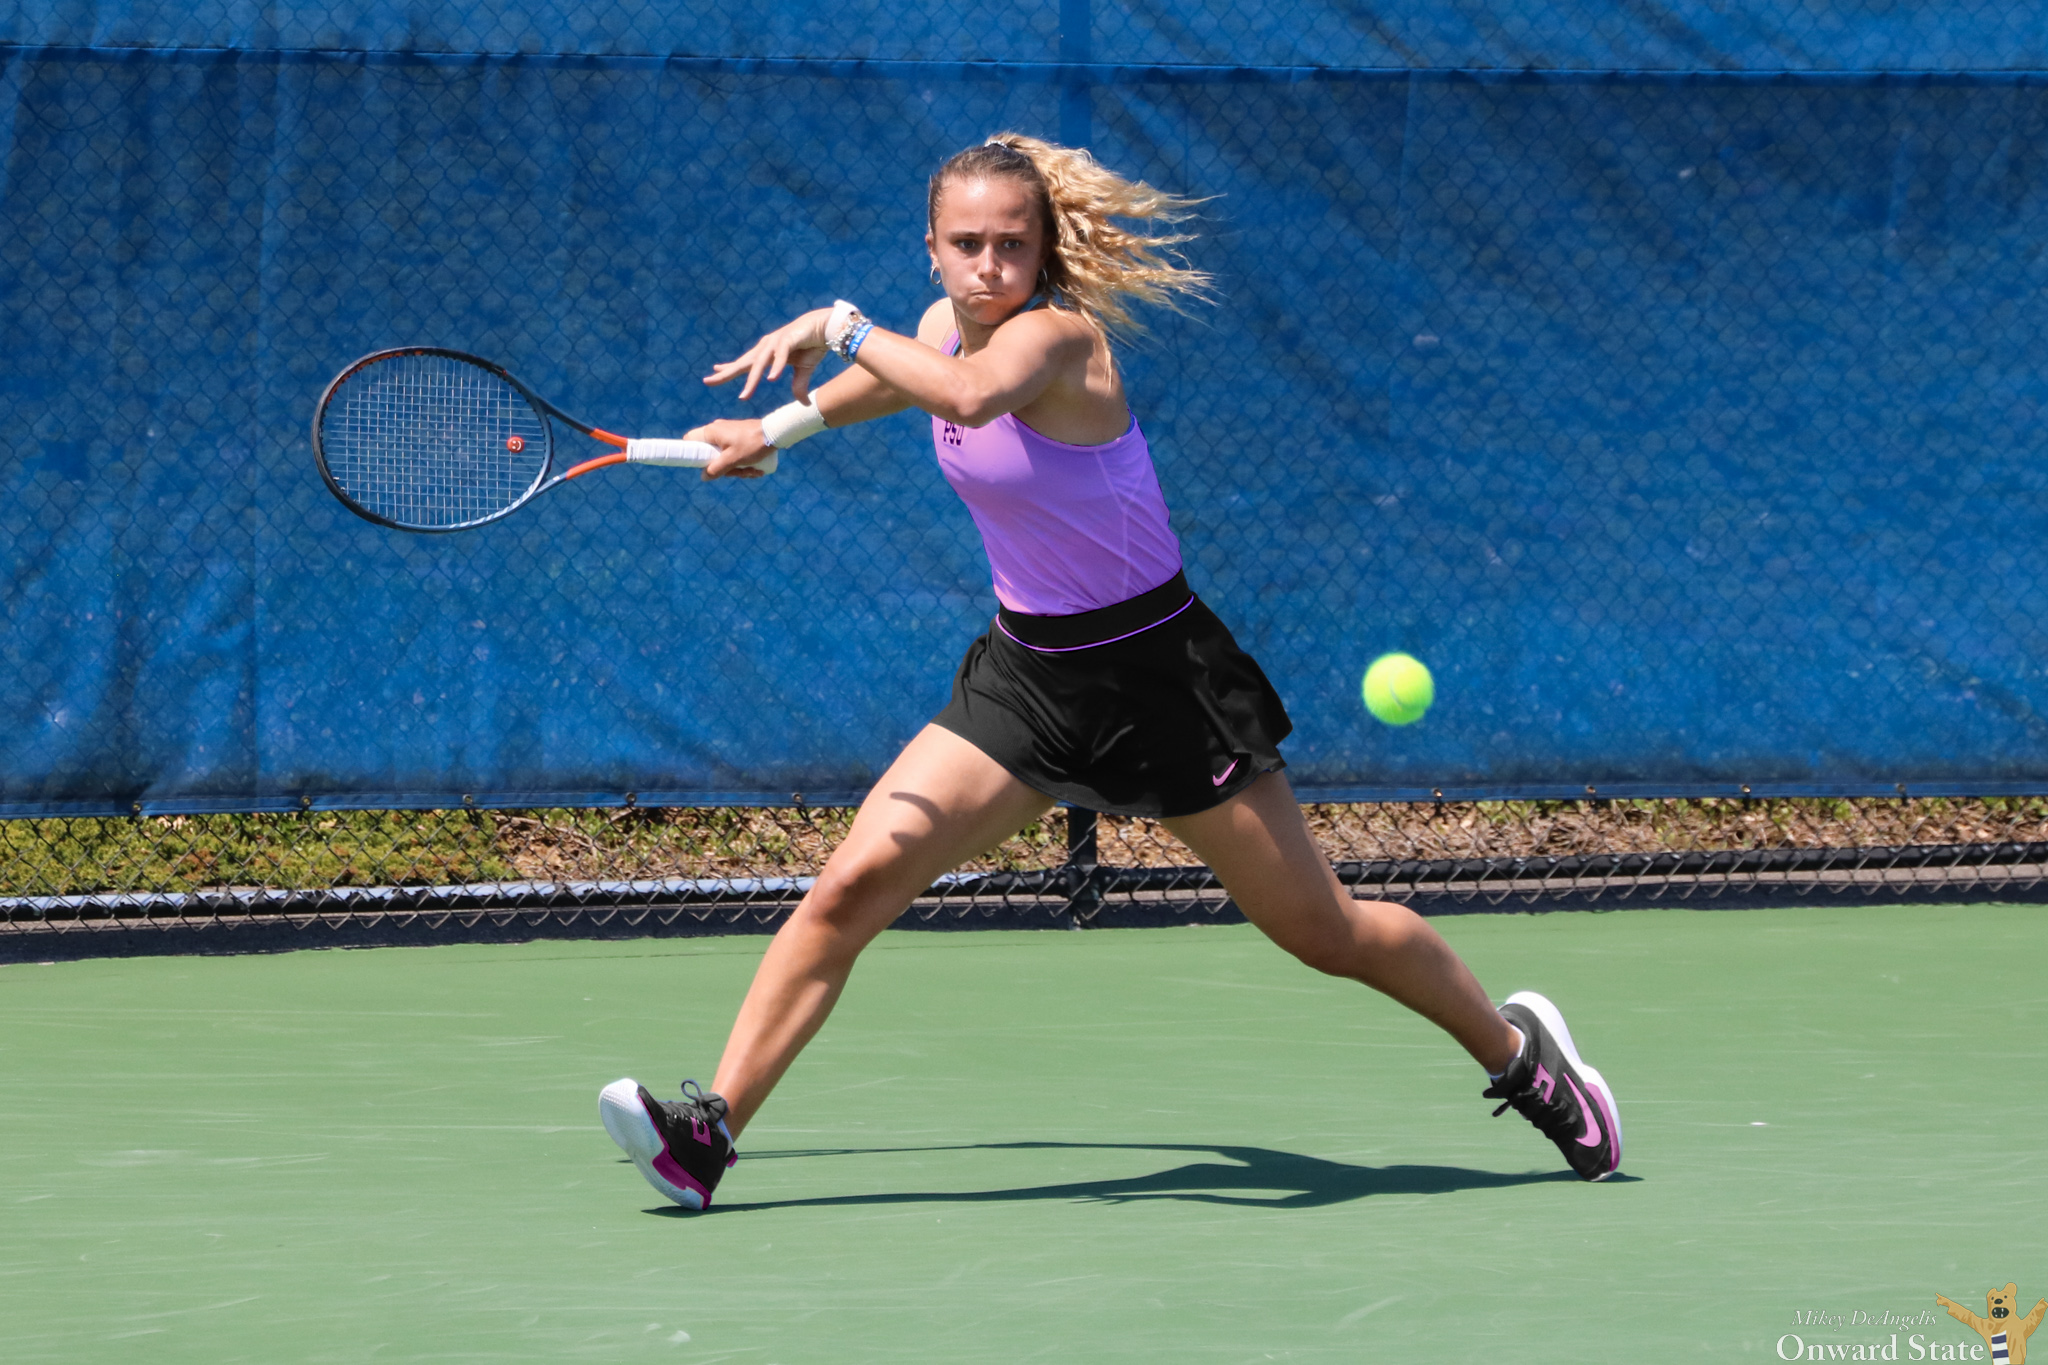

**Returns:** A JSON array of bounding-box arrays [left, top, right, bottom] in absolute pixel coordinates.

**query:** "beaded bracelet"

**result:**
[[825, 300, 865, 359], [842, 320, 875, 362]]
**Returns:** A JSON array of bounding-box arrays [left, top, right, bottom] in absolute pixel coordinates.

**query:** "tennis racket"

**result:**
[[312, 346, 775, 533]]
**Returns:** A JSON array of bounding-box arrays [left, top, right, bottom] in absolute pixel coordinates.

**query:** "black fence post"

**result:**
[[1064, 806, 1103, 925]]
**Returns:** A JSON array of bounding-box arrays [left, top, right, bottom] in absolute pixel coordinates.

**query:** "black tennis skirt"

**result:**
[[932, 570, 1293, 818]]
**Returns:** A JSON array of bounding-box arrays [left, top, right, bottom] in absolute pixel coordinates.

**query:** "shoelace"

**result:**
[[654, 1079, 725, 1130], [1484, 1074, 1576, 1138], [676, 1079, 728, 1125]]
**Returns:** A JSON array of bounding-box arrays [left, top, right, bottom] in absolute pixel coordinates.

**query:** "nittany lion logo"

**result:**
[[1936, 1284, 2046, 1364]]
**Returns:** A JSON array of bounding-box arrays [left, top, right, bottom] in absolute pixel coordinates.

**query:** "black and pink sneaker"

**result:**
[[599, 1078, 737, 1210], [1484, 991, 1623, 1181]]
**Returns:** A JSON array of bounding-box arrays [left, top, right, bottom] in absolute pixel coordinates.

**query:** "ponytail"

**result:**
[[928, 134, 1211, 337]]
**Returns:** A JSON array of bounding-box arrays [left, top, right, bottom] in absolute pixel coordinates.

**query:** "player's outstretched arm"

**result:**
[[837, 305, 1089, 427], [691, 303, 974, 479], [707, 298, 1090, 429], [692, 299, 997, 479], [688, 361, 912, 480]]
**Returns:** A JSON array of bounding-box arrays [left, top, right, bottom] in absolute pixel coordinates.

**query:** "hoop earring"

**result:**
[[930, 262, 941, 284]]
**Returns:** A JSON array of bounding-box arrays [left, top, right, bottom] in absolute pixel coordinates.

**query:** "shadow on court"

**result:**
[[648, 1141, 1602, 1215]]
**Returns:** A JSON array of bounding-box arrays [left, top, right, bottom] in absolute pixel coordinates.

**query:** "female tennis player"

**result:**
[[598, 135, 1621, 1208]]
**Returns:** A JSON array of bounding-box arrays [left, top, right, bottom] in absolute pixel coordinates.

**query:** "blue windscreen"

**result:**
[[5, 4, 2048, 812]]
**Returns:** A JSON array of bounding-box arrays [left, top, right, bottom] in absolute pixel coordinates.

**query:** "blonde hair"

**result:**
[[928, 133, 1210, 337]]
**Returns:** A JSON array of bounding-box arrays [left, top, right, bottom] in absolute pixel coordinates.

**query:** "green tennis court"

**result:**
[[5, 902, 2041, 1362]]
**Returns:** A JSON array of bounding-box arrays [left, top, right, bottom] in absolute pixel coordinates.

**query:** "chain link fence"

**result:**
[[7, 795, 2047, 959], [10, 49, 2048, 810], [11, 7, 2048, 956]]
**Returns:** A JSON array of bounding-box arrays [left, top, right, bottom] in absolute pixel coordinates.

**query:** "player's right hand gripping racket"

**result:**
[[312, 346, 774, 533]]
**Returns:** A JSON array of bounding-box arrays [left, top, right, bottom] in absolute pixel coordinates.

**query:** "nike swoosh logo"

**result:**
[[1211, 759, 1240, 787], [1563, 1075, 1603, 1147]]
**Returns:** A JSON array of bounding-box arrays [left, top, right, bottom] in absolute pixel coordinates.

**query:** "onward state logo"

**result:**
[[1777, 1285, 2045, 1362]]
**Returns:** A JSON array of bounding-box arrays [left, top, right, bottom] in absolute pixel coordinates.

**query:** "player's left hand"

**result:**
[[704, 309, 834, 402]]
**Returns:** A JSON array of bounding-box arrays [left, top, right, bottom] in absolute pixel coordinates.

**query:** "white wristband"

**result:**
[[759, 398, 827, 449], [825, 299, 867, 359]]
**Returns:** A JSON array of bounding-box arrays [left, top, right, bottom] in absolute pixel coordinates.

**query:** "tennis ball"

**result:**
[[1362, 652, 1434, 726]]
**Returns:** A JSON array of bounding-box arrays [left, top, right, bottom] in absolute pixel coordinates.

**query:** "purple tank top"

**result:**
[[932, 332, 1183, 616]]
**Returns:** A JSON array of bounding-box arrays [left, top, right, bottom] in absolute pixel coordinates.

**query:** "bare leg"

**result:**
[[710, 725, 1052, 1138], [1162, 771, 1521, 1074]]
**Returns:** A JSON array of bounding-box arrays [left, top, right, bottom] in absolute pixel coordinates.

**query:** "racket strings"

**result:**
[[319, 353, 548, 530]]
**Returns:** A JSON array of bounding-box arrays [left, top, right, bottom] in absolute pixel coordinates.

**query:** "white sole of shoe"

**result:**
[[1503, 990, 1623, 1179], [598, 1077, 706, 1210]]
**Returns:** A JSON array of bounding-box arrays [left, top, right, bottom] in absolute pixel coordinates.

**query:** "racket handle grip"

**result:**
[[624, 438, 778, 476]]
